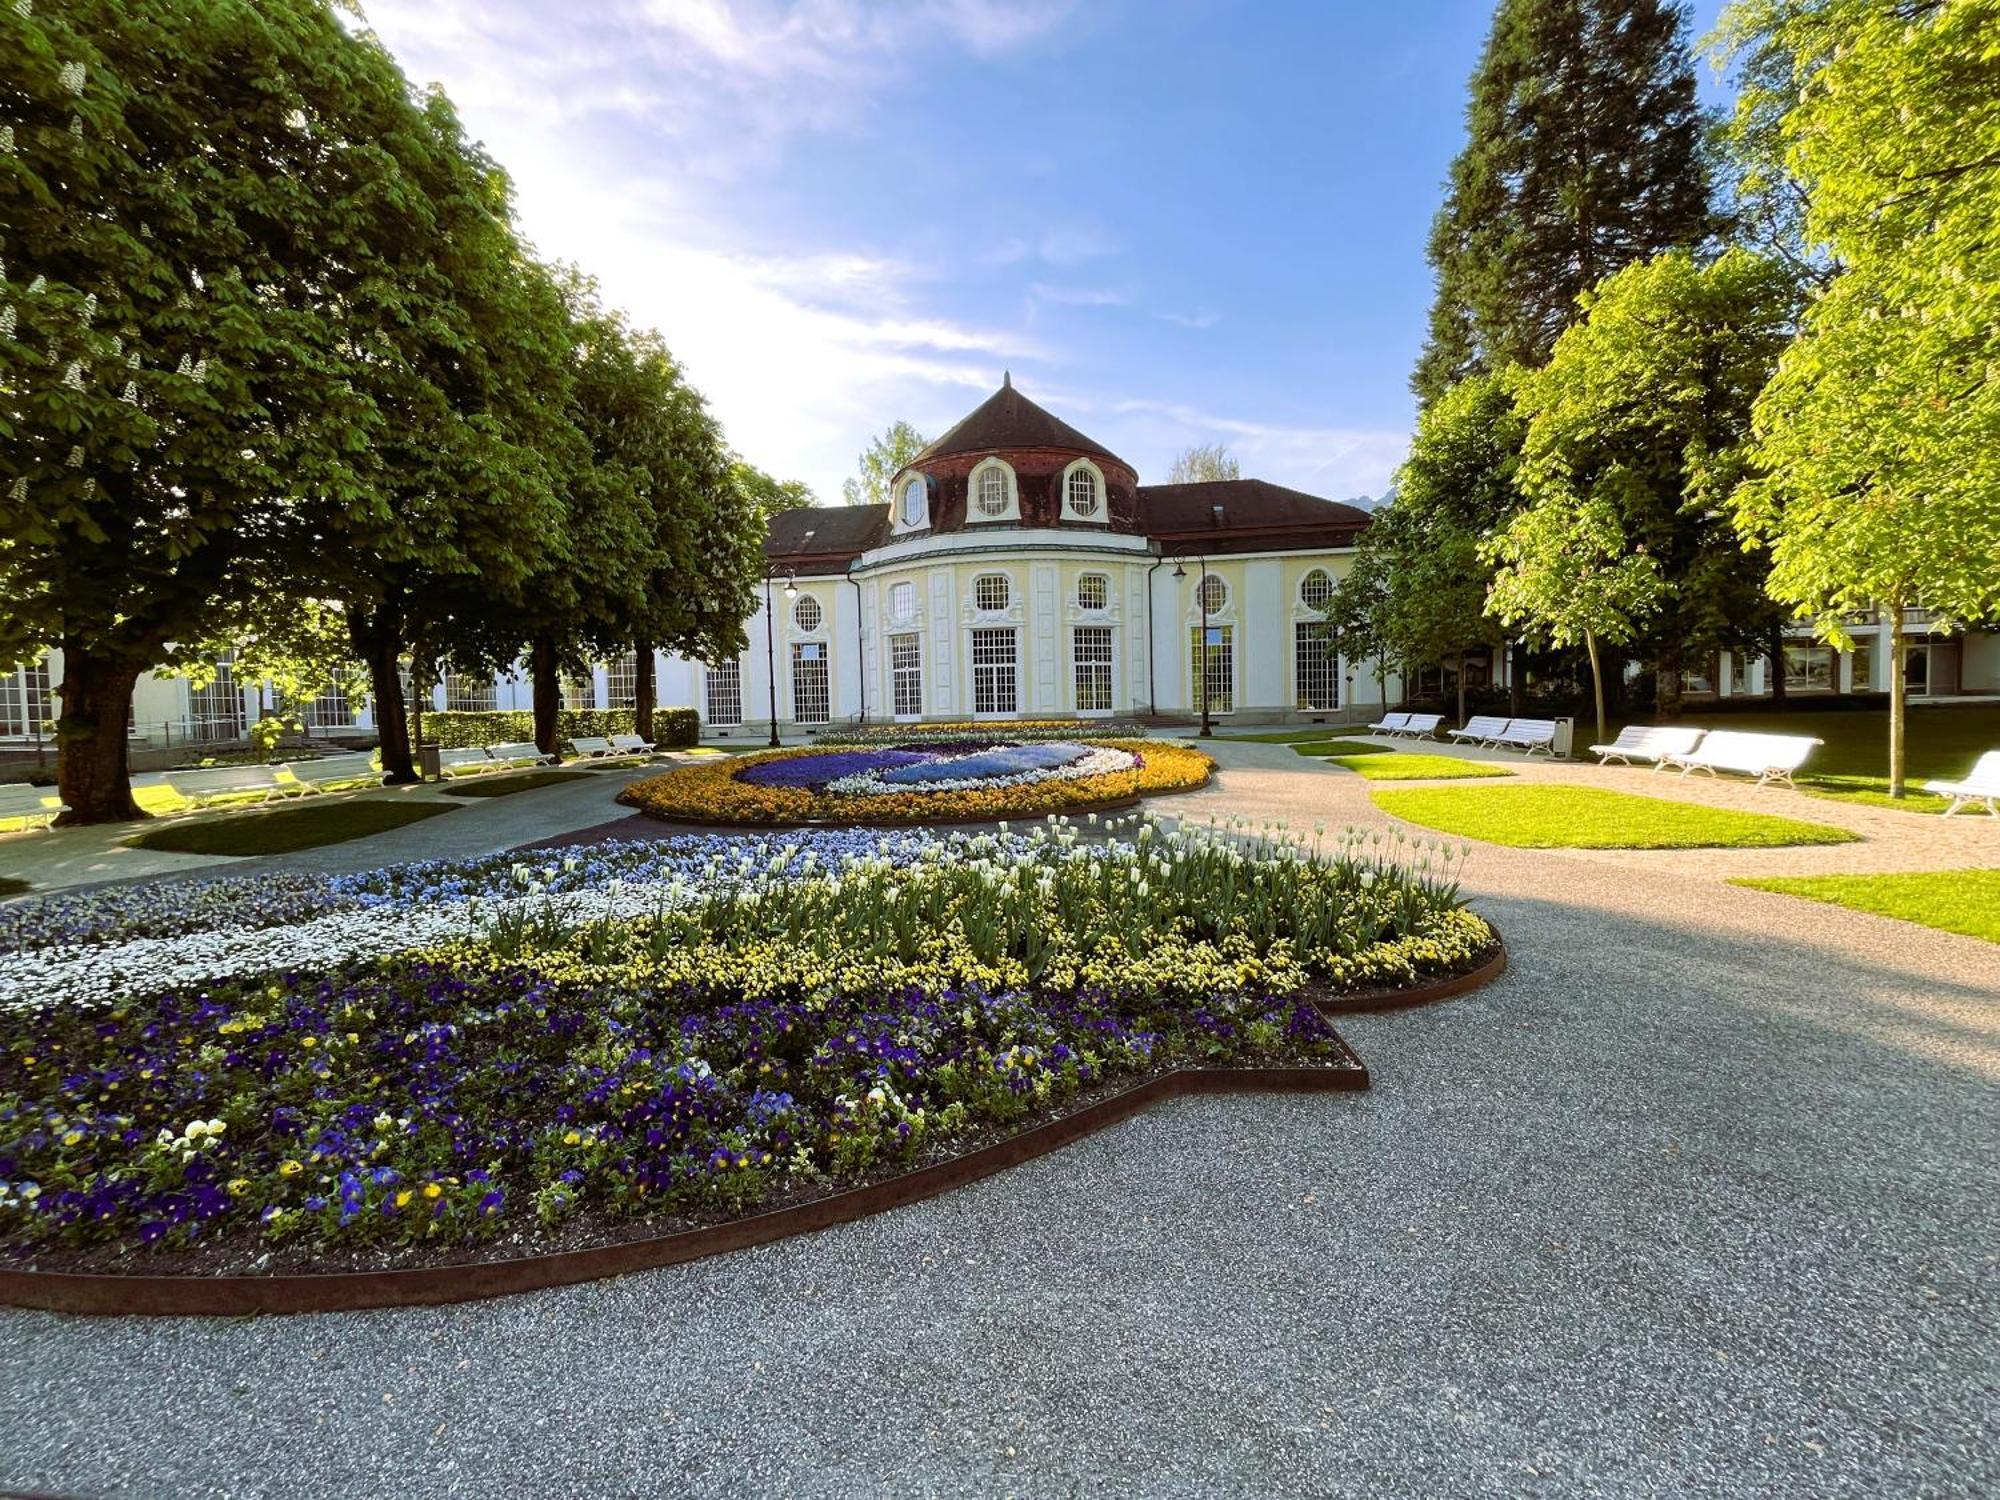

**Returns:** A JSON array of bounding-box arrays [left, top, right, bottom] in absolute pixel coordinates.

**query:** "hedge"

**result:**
[[411, 708, 700, 750]]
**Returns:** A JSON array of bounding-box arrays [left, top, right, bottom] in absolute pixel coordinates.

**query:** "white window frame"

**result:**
[[896, 475, 929, 533], [704, 659, 743, 727], [972, 573, 1012, 613], [0, 657, 54, 740], [967, 457, 1019, 522], [1076, 572, 1110, 612], [1059, 457, 1108, 523], [604, 654, 639, 711], [1293, 622, 1340, 711], [792, 593, 825, 634], [790, 640, 831, 726], [1189, 624, 1236, 716], [443, 672, 496, 714], [970, 627, 1019, 716], [889, 632, 923, 720], [1299, 567, 1335, 611], [1072, 625, 1115, 715], [887, 581, 917, 624]]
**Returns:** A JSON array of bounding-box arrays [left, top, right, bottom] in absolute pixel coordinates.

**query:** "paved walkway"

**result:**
[[1, 741, 1995, 1497]]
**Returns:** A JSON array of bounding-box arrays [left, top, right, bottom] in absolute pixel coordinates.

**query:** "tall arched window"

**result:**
[[1300, 568, 1335, 610], [977, 466, 1009, 516], [899, 476, 927, 529], [1066, 467, 1100, 516], [1196, 573, 1228, 614]]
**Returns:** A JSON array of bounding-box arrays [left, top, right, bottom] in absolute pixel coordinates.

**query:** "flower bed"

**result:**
[[0, 821, 1494, 1279], [619, 738, 1211, 825]]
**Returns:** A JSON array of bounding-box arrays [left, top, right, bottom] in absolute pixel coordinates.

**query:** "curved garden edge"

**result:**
[[620, 769, 1214, 831], [0, 928, 1506, 1319]]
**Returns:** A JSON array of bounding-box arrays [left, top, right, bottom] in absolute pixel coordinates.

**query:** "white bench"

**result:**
[[1492, 718, 1559, 756], [1925, 750, 2000, 816], [1393, 713, 1445, 740], [0, 783, 63, 830], [1448, 714, 1512, 747], [569, 736, 619, 759], [162, 763, 302, 809], [1661, 730, 1822, 788], [435, 746, 499, 778], [286, 752, 384, 793], [1590, 725, 1706, 769], [1366, 712, 1412, 735], [487, 741, 558, 769], [608, 733, 659, 757]]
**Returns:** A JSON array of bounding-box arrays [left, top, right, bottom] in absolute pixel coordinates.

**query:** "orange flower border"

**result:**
[[618, 739, 1214, 826]]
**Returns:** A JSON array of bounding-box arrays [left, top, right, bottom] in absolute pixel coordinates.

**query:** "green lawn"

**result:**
[[1374, 784, 1857, 849], [1224, 729, 1367, 744], [0, 876, 29, 898], [1733, 869, 2000, 944], [1330, 753, 1514, 781], [1290, 739, 1396, 758], [126, 799, 456, 856], [444, 770, 593, 798]]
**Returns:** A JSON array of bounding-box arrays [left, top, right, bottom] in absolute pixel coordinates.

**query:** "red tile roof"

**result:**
[[914, 379, 1127, 468]]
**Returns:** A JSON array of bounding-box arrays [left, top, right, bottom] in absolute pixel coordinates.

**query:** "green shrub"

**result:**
[[412, 708, 699, 750]]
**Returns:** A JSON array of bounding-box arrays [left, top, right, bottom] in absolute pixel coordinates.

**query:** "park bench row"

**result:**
[[434, 733, 661, 778], [1365, 712, 1559, 756]]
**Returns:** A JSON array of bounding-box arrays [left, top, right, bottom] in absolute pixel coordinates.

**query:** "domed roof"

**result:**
[[915, 375, 1128, 468]]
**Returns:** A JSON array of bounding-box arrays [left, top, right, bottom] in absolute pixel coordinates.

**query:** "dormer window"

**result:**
[[1060, 458, 1107, 522], [967, 458, 1019, 522], [899, 476, 928, 530]]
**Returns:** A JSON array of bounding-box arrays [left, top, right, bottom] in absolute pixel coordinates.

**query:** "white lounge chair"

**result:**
[[1366, 712, 1411, 735], [1660, 730, 1822, 788], [1394, 713, 1445, 740], [1925, 750, 2000, 816], [1448, 714, 1512, 747], [162, 763, 301, 810], [1491, 718, 1559, 757], [486, 741, 558, 769], [0, 783, 63, 830], [1590, 725, 1706, 769]]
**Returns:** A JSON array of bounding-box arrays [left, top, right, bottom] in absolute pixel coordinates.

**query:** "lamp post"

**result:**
[[765, 568, 796, 748], [1172, 556, 1215, 738]]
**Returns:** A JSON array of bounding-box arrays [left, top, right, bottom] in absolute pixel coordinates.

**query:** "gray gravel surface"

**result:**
[[3, 746, 1996, 1498]]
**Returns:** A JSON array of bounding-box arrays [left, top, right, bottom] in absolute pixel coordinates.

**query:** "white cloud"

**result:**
[[1028, 282, 1132, 308], [1103, 398, 1407, 501], [1155, 309, 1221, 330]]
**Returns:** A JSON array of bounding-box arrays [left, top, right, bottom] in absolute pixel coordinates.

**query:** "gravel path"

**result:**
[[2, 741, 1995, 1498]]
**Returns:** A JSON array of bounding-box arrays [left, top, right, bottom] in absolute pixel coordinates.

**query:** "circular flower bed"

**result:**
[[0, 821, 1495, 1281], [620, 737, 1211, 825]]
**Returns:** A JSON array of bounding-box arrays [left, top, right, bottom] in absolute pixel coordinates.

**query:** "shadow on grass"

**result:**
[[125, 800, 457, 857]]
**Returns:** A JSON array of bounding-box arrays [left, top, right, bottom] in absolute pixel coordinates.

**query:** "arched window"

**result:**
[[1077, 573, 1109, 611], [1196, 573, 1228, 614], [792, 594, 823, 633], [974, 574, 1011, 612], [900, 477, 927, 528], [1300, 568, 1334, 610], [976, 466, 1009, 516], [1066, 466, 1100, 517]]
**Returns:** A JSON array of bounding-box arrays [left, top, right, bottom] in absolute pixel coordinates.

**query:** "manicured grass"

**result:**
[[0, 877, 29, 898], [1227, 729, 1367, 744], [1798, 779, 1954, 814], [443, 770, 593, 798], [1733, 869, 2000, 944], [1331, 753, 1513, 781], [1373, 784, 1858, 849], [1290, 739, 1397, 758], [126, 799, 456, 856]]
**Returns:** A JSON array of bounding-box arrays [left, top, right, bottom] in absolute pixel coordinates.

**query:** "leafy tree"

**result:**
[[1416, 0, 1717, 401], [1509, 248, 1802, 719], [0, 0, 414, 821], [1484, 495, 1665, 744], [1724, 0, 2000, 795], [1323, 541, 1398, 712], [1164, 443, 1240, 484], [841, 421, 926, 507], [731, 459, 815, 520]]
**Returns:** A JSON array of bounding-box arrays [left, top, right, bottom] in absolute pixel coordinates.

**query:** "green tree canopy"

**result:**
[[1164, 443, 1240, 484], [841, 420, 926, 507]]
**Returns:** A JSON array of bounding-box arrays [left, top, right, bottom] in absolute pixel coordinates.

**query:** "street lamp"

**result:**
[[1173, 556, 1215, 738], [765, 567, 796, 748]]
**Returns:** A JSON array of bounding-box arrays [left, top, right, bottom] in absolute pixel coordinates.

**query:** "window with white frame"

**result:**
[[561, 674, 596, 711], [890, 632, 923, 718], [888, 581, 916, 621], [1294, 623, 1339, 710], [1196, 572, 1228, 614], [1189, 625, 1235, 714], [1064, 463, 1102, 519], [1783, 643, 1833, 690], [792, 594, 824, 633], [1076, 573, 1109, 611], [303, 668, 353, 730], [190, 655, 248, 742], [1299, 568, 1335, 610], [605, 654, 639, 710], [791, 641, 830, 725], [1073, 626, 1114, 713], [704, 660, 742, 726], [444, 672, 495, 713], [973, 573, 1011, 612], [899, 476, 928, 529], [0, 658, 53, 738], [971, 627, 1018, 714], [974, 463, 1011, 517]]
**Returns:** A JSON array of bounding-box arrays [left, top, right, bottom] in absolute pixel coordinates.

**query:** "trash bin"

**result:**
[[1553, 718, 1575, 759], [418, 743, 443, 781]]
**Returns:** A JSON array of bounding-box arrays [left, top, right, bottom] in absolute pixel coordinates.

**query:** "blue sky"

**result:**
[[363, 0, 1729, 506]]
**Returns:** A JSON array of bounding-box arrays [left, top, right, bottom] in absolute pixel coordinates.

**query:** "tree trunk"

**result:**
[[1888, 607, 1907, 799], [1654, 631, 1684, 722], [1453, 651, 1467, 726], [1585, 631, 1608, 748], [53, 644, 144, 825], [529, 637, 561, 756], [632, 643, 656, 743], [1508, 641, 1526, 716], [352, 603, 418, 784], [1767, 622, 1788, 705]]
